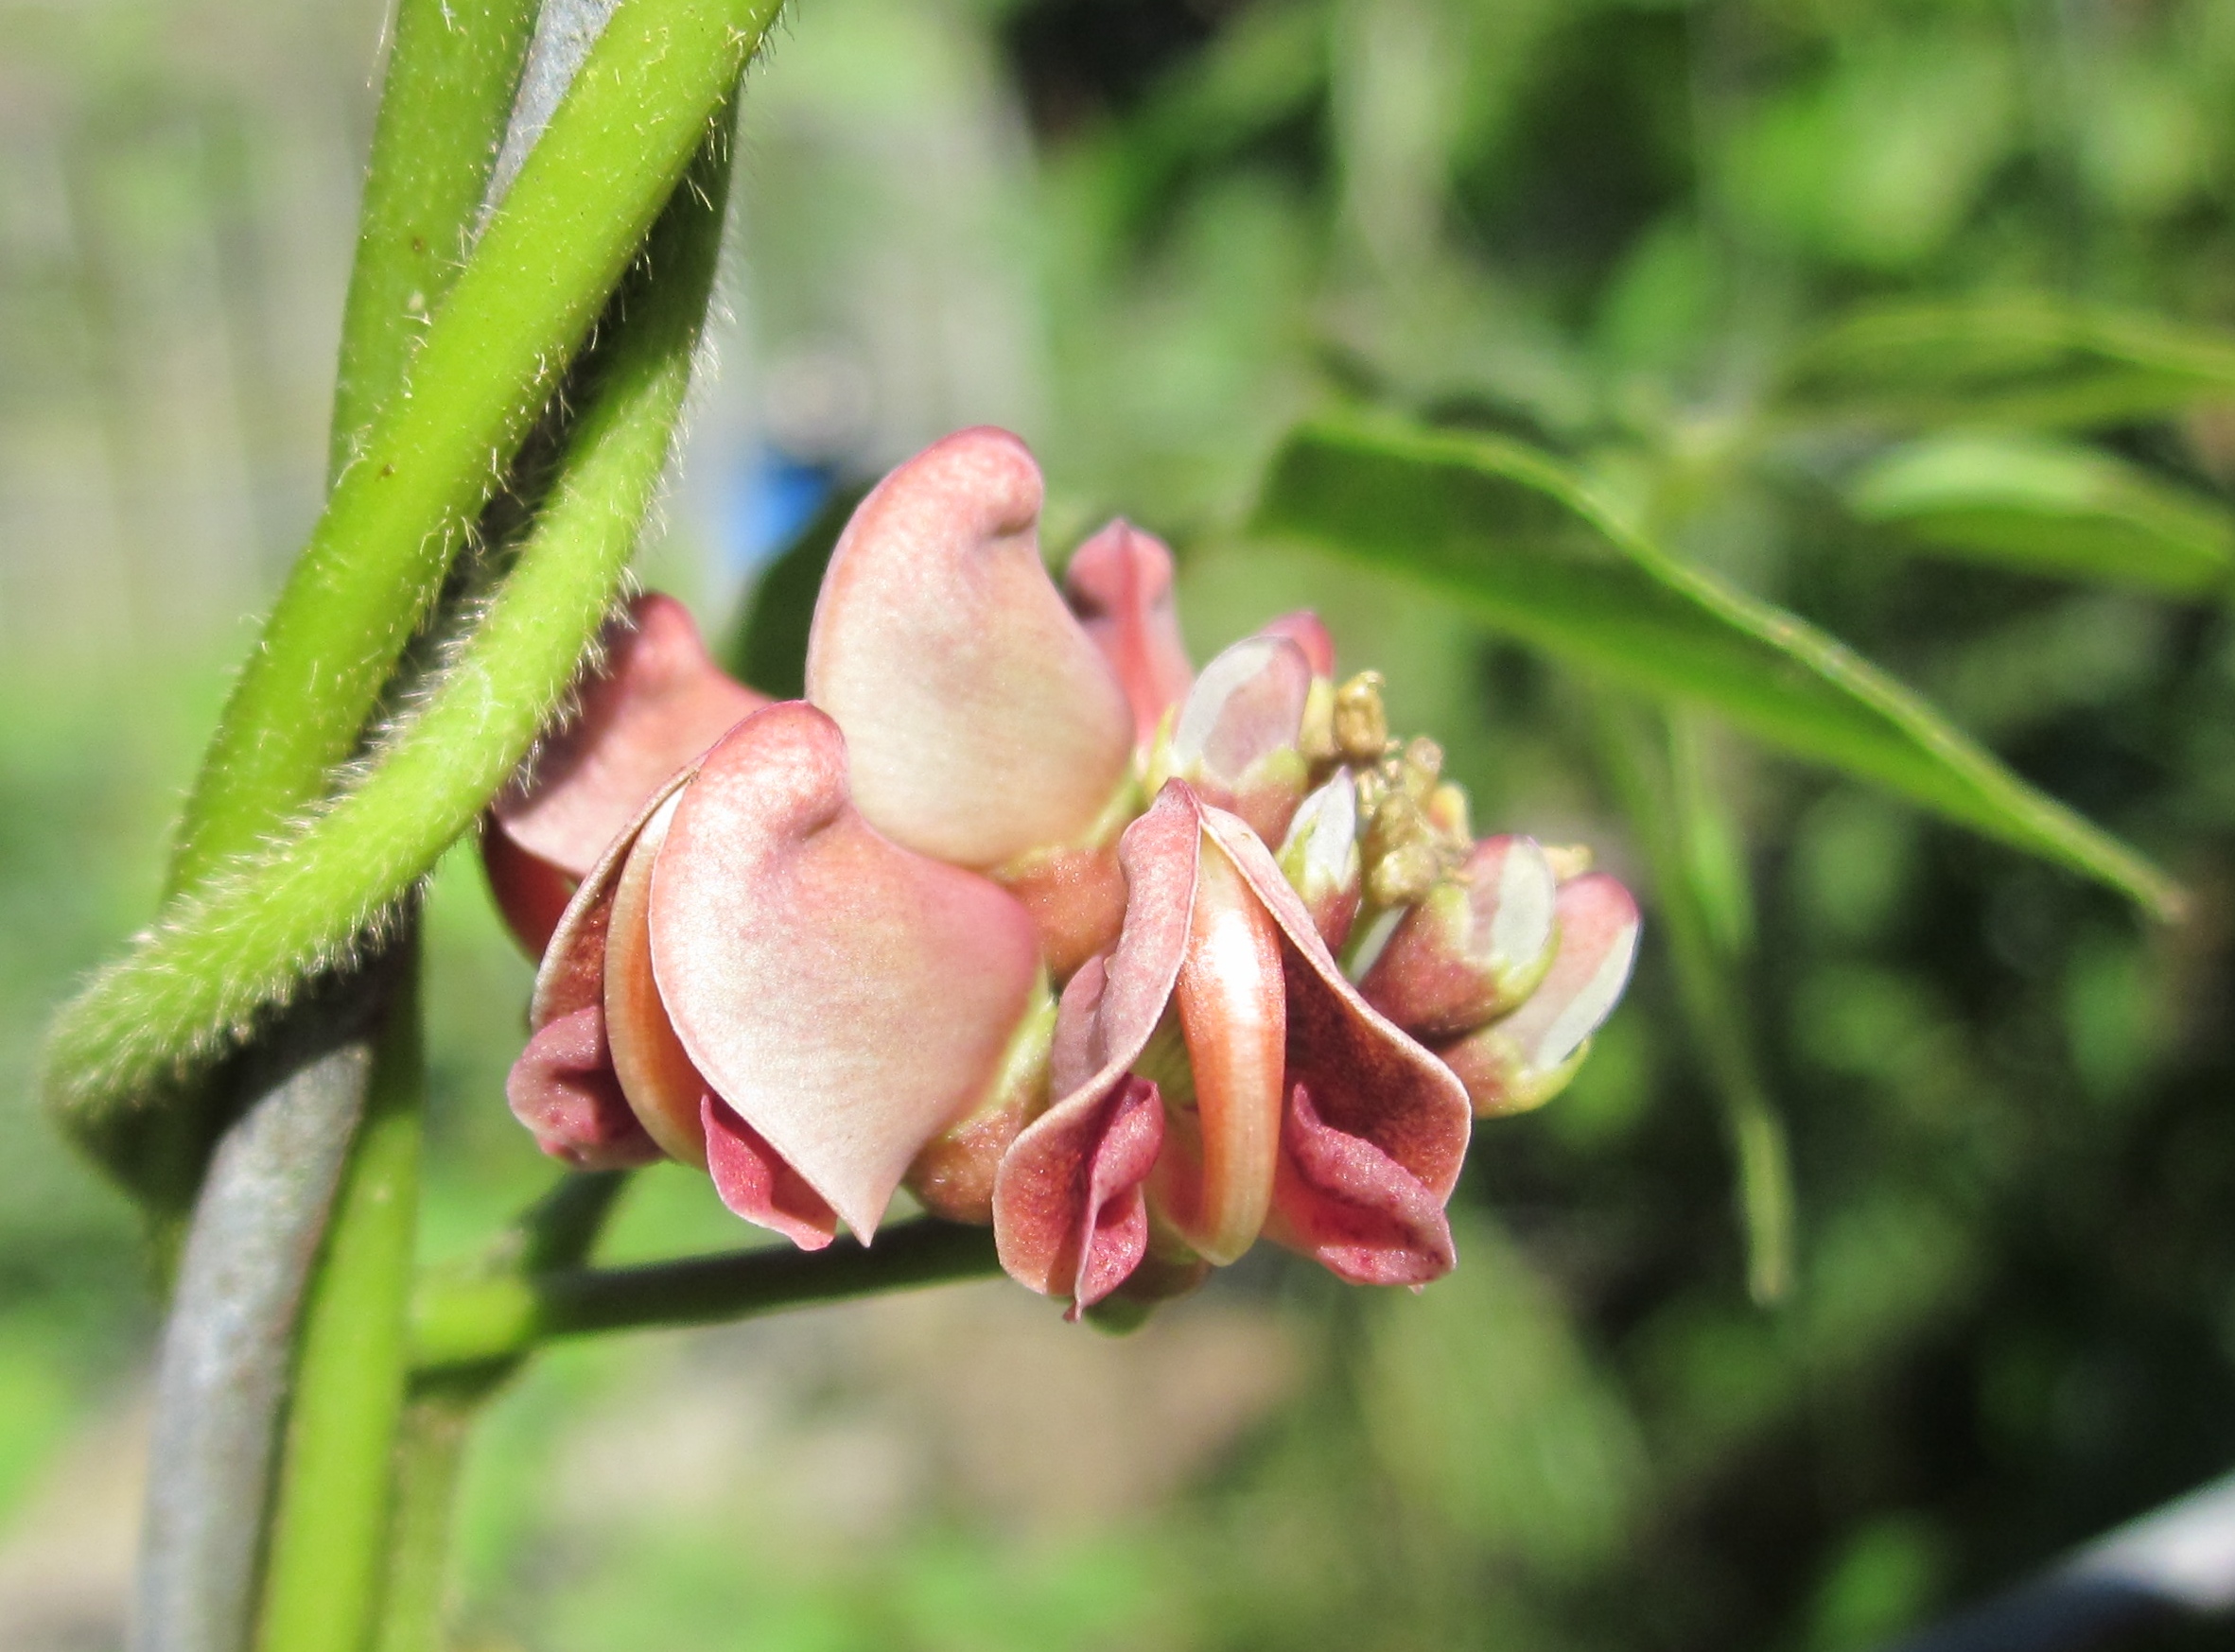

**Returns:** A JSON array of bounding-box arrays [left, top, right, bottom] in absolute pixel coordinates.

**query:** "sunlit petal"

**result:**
[[805, 428, 1134, 867], [650, 703, 1043, 1240], [1360, 835, 1560, 1037]]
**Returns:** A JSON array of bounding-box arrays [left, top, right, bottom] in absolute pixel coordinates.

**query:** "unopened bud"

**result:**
[[1431, 871, 1639, 1116], [1399, 738, 1442, 805], [1279, 772, 1364, 947], [1359, 836, 1560, 1037], [1367, 842, 1443, 910], [1155, 635, 1315, 842], [1299, 676, 1339, 765], [1426, 782, 1471, 845]]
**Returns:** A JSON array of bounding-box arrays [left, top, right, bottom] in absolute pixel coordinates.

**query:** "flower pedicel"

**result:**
[[488, 426, 1641, 1319]]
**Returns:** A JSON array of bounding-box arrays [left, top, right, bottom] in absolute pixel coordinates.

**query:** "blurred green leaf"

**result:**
[[1776, 297, 2235, 430], [1847, 433, 2235, 598], [1253, 414, 2183, 917]]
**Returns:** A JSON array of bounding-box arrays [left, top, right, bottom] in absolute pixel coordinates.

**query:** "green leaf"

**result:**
[[1847, 433, 2235, 599], [1252, 414, 2182, 918], [1777, 296, 2235, 430]]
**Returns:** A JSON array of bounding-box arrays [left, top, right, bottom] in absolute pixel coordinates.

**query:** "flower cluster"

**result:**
[[486, 428, 1638, 1320]]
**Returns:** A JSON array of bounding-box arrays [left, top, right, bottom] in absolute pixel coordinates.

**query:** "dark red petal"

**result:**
[[1272, 1083, 1455, 1286], [506, 1005, 663, 1171], [994, 1069, 1165, 1314], [702, 1096, 840, 1251]]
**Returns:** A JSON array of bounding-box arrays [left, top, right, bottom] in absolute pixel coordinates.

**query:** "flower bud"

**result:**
[[1149, 635, 1314, 843], [1278, 771, 1364, 948], [1360, 836, 1560, 1038], [1434, 872, 1640, 1116]]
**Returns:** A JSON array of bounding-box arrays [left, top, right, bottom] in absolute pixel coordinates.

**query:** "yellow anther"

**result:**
[[1333, 671, 1391, 764], [1368, 842, 1443, 909], [1299, 677, 1338, 765]]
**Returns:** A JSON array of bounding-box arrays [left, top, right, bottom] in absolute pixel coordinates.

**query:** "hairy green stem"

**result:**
[[46, 123, 737, 1184], [410, 1221, 1004, 1380], [326, 0, 540, 488], [1594, 694, 1795, 1305], [253, 946, 425, 1652], [171, 0, 782, 894]]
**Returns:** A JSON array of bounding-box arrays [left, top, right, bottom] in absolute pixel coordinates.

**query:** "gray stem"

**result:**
[[131, 981, 385, 1652]]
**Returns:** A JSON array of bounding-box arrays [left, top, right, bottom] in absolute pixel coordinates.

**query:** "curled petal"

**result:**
[[506, 1004, 662, 1170], [488, 594, 765, 948], [1259, 610, 1335, 678], [1273, 1084, 1454, 1285], [602, 791, 718, 1167], [1438, 872, 1640, 1116], [703, 1096, 839, 1251], [1154, 832, 1286, 1266], [994, 1069, 1166, 1316], [1360, 836, 1560, 1038], [1160, 635, 1314, 843], [1277, 771, 1363, 948], [1200, 807, 1473, 1202], [1065, 518, 1194, 745], [995, 789, 1201, 1296], [651, 703, 1043, 1240], [805, 428, 1135, 868]]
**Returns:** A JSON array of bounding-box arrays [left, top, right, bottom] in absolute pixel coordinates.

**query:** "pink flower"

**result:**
[[489, 425, 1640, 1313], [497, 429, 1166, 1243]]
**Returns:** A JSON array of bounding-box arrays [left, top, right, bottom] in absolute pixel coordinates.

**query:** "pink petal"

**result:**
[[650, 702, 1044, 1241], [492, 593, 765, 881], [994, 1067, 1166, 1316], [505, 1004, 663, 1170], [993, 789, 1201, 1296], [1439, 872, 1639, 1116], [1162, 635, 1314, 843], [703, 1096, 839, 1251], [1065, 518, 1195, 745], [1200, 806, 1474, 1202], [1149, 827, 1286, 1266], [1272, 1083, 1455, 1285], [527, 764, 692, 1033], [804, 428, 1134, 868], [1360, 835, 1560, 1038], [1258, 611, 1335, 678]]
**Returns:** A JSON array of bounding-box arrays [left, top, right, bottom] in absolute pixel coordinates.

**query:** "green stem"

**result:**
[[410, 1220, 1004, 1380], [45, 122, 739, 1189], [326, 0, 540, 489], [171, 0, 784, 894], [253, 944, 425, 1652], [1594, 694, 1796, 1304], [368, 1389, 483, 1652]]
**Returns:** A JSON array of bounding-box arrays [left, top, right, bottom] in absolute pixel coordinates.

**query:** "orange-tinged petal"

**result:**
[[805, 427, 1134, 868], [649, 703, 1043, 1241], [602, 791, 716, 1167], [493, 593, 765, 878], [997, 842, 1128, 982], [1065, 518, 1194, 745], [1153, 835, 1285, 1266]]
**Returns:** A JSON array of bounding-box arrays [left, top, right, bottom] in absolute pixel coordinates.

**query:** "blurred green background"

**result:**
[[5, 0, 2235, 1646]]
